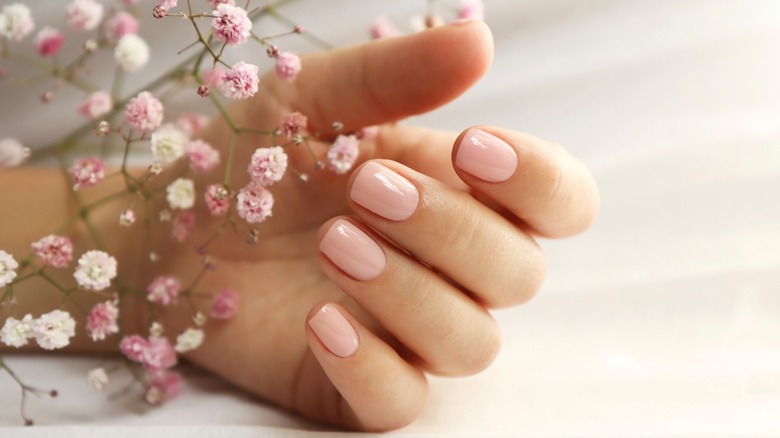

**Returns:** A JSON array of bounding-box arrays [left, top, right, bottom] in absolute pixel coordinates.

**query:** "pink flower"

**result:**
[[171, 211, 195, 242], [210, 289, 238, 320], [0, 138, 30, 168], [0, 3, 35, 42], [175, 113, 209, 137], [275, 52, 301, 81], [204, 184, 230, 216], [211, 4, 251, 46], [86, 300, 119, 341], [327, 135, 360, 174], [458, 0, 485, 20], [125, 91, 164, 133], [31, 235, 73, 268], [67, 0, 104, 32], [219, 61, 259, 100], [34, 27, 63, 57], [280, 111, 307, 139], [159, 0, 178, 11], [120, 334, 149, 362], [70, 157, 105, 190], [187, 140, 220, 173], [236, 183, 274, 224], [105, 11, 138, 41], [203, 65, 225, 87], [370, 16, 400, 39], [142, 336, 177, 371], [145, 370, 183, 404], [209, 0, 236, 8], [247, 146, 287, 186], [147, 275, 181, 306], [78, 91, 112, 119]]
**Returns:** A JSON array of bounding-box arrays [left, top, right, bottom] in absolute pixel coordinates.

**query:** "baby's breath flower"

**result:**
[[34, 27, 63, 57], [119, 209, 135, 226], [147, 275, 181, 306], [105, 11, 138, 41], [0, 250, 18, 287], [281, 112, 307, 139], [0, 314, 33, 348], [204, 184, 230, 216], [151, 124, 188, 164], [187, 140, 220, 173], [86, 300, 119, 341], [248, 146, 287, 187], [275, 52, 301, 81], [115, 34, 150, 72], [166, 178, 195, 210], [31, 234, 74, 268], [66, 0, 104, 32], [33, 310, 76, 350], [210, 289, 238, 320], [236, 183, 274, 224], [219, 61, 259, 100], [458, 0, 485, 20], [174, 328, 204, 353], [87, 368, 109, 390], [125, 91, 163, 133], [78, 91, 112, 119], [327, 135, 360, 174], [74, 250, 117, 291], [0, 138, 30, 168], [145, 371, 182, 404], [171, 211, 195, 242], [211, 3, 251, 46], [0, 3, 35, 42], [69, 156, 106, 190]]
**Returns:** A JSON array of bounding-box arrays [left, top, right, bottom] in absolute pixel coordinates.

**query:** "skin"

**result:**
[[0, 21, 599, 431]]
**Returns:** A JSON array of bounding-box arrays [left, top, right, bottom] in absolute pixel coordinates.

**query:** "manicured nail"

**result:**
[[350, 162, 419, 221], [309, 304, 359, 358], [319, 219, 385, 281], [455, 129, 518, 182]]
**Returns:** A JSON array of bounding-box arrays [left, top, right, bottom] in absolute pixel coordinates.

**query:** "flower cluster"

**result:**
[[1, 310, 75, 350]]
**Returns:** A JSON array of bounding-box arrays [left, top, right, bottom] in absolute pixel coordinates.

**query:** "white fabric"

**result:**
[[2, 0, 780, 436]]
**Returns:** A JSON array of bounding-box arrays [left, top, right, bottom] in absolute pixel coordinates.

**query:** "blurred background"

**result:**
[[1, 0, 779, 435]]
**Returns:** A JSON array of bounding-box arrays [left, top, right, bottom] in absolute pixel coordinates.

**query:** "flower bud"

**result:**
[[197, 84, 209, 97], [152, 5, 166, 19]]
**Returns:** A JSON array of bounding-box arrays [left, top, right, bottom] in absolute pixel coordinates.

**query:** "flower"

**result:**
[[115, 34, 150, 71], [458, 0, 485, 20], [159, 0, 178, 11], [34, 27, 63, 57], [175, 113, 209, 137], [142, 336, 177, 371], [31, 235, 74, 268], [78, 91, 112, 119], [327, 135, 360, 174], [211, 3, 251, 46], [210, 289, 238, 320], [145, 370, 183, 404], [146, 275, 181, 306], [204, 184, 230, 216], [33, 310, 76, 350], [171, 211, 195, 242], [125, 91, 163, 133], [67, 0, 104, 32], [236, 183, 274, 223], [209, 0, 236, 7], [174, 328, 204, 353], [86, 300, 119, 341], [0, 314, 33, 348], [248, 146, 287, 186], [275, 52, 301, 81], [280, 112, 307, 139], [120, 334, 149, 362], [219, 61, 259, 100], [69, 156, 106, 190], [370, 16, 399, 39], [87, 368, 109, 390], [187, 140, 220, 173], [119, 209, 135, 226], [166, 178, 195, 210], [74, 250, 118, 291], [105, 11, 138, 41], [0, 250, 18, 287], [0, 3, 35, 42], [150, 125, 188, 164], [0, 138, 30, 168]]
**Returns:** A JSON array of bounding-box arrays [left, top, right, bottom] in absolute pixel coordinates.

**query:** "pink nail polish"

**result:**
[[319, 219, 386, 281], [350, 162, 419, 221], [309, 304, 359, 358], [455, 129, 518, 182]]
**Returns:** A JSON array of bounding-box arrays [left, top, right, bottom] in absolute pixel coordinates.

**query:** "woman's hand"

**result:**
[[162, 20, 598, 431]]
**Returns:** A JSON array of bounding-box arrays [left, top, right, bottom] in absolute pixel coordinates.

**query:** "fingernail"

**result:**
[[350, 162, 419, 221], [319, 219, 386, 281], [309, 304, 359, 358], [455, 129, 518, 182]]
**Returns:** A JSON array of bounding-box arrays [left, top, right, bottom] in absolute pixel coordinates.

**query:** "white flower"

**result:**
[[87, 367, 109, 390], [73, 250, 118, 291], [174, 328, 204, 353], [114, 34, 149, 72], [150, 125, 187, 164], [0, 138, 30, 168], [166, 178, 195, 210], [33, 310, 76, 350], [0, 3, 35, 42], [67, 0, 103, 31], [0, 250, 18, 287], [0, 314, 34, 348], [119, 209, 135, 226]]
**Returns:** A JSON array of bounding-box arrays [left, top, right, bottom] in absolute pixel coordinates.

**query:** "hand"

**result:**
[[157, 20, 599, 431]]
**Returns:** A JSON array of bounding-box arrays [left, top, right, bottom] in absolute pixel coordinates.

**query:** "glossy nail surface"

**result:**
[[350, 162, 419, 221], [309, 304, 359, 358], [455, 129, 518, 182], [320, 219, 385, 281]]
